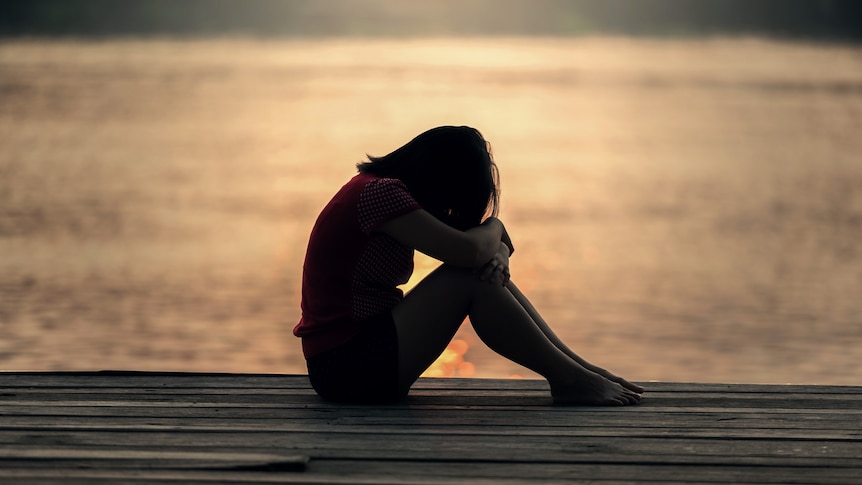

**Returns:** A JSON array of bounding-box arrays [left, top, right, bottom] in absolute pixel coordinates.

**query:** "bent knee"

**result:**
[[434, 264, 488, 284]]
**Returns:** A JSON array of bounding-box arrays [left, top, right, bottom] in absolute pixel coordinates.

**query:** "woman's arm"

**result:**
[[501, 227, 515, 256], [377, 210, 504, 268]]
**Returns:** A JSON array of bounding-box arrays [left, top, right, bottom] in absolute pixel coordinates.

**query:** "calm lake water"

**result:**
[[2, 37, 861, 384]]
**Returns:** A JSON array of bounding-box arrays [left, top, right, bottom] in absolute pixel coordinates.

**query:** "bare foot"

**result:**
[[578, 364, 644, 394], [595, 369, 644, 394], [550, 373, 642, 406]]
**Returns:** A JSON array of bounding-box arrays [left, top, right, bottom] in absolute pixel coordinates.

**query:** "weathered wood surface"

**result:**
[[1, 372, 860, 484]]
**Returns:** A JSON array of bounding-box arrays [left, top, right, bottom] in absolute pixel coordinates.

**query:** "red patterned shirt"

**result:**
[[293, 172, 422, 358]]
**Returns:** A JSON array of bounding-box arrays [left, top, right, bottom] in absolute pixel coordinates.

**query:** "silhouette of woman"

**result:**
[[294, 126, 643, 405]]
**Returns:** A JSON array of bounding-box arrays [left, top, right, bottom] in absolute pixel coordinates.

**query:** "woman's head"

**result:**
[[357, 126, 499, 230]]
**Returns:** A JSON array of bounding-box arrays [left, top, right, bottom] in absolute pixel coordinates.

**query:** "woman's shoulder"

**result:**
[[350, 172, 411, 195], [358, 174, 415, 202], [330, 173, 415, 212], [332, 172, 380, 199], [355, 174, 421, 234], [352, 171, 402, 185]]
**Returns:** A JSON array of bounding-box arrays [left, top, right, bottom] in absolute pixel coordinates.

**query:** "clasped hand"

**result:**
[[477, 244, 510, 286]]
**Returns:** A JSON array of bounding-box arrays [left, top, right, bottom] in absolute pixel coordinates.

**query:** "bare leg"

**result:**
[[506, 282, 644, 394], [392, 265, 641, 405]]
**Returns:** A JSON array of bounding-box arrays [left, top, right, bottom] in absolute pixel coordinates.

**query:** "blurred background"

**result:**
[[1, 0, 861, 384]]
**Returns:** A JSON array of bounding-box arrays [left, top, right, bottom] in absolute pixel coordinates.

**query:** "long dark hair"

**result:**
[[357, 126, 500, 231]]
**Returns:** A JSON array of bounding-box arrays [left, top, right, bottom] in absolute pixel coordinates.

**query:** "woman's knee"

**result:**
[[430, 264, 485, 285], [431, 264, 511, 304], [434, 263, 471, 275]]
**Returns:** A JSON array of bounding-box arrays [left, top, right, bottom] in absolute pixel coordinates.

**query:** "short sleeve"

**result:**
[[357, 178, 421, 234]]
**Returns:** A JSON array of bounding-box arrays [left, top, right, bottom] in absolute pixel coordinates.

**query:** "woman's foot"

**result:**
[[597, 370, 644, 394], [580, 365, 644, 394], [550, 372, 642, 406]]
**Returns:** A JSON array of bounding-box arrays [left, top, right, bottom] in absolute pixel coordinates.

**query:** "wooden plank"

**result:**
[[1, 372, 860, 485], [5, 386, 862, 403], [415, 378, 862, 395], [0, 408, 856, 430], [0, 448, 308, 471], [4, 386, 861, 406], [3, 397, 860, 420], [3, 372, 861, 395], [2, 424, 859, 442], [2, 461, 861, 485], [3, 429, 861, 466], [0, 372, 307, 390], [1, 403, 860, 436], [300, 459, 862, 485]]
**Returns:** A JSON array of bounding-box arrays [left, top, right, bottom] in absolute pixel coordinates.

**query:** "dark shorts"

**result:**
[[305, 312, 405, 404]]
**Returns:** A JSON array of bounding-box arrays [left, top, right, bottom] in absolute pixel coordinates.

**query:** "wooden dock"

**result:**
[[1, 372, 860, 484]]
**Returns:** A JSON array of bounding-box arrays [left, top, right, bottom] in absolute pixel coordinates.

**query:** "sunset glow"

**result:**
[[2, 37, 862, 384], [421, 339, 476, 378]]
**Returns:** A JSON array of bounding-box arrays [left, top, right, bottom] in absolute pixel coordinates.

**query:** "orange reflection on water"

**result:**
[[5, 38, 862, 385], [421, 338, 475, 378]]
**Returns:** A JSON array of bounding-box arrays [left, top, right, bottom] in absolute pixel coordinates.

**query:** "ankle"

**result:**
[[547, 367, 602, 390]]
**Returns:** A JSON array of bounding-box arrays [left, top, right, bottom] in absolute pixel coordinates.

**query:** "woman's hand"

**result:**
[[477, 243, 511, 286]]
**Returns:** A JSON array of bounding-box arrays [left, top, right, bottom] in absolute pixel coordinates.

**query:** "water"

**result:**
[[2, 37, 861, 384]]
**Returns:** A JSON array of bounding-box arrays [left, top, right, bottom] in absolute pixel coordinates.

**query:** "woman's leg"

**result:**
[[505, 282, 644, 394], [392, 265, 641, 405]]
